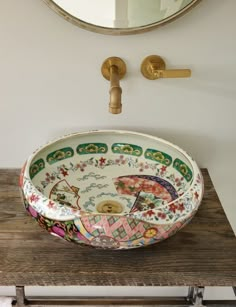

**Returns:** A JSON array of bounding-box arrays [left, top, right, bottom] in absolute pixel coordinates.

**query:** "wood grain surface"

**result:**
[[0, 169, 235, 286]]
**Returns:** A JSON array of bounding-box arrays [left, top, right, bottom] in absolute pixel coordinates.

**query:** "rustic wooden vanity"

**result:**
[[0, 169, 235, 306]]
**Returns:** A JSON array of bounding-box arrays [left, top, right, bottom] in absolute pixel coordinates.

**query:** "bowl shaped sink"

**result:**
[[20, 130, 204, 249]]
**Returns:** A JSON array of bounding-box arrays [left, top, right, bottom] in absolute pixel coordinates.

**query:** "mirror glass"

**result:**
[[44, 0, 200, 34]]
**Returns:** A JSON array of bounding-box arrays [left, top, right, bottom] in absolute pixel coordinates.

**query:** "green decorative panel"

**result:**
[[173, 158, 193, 182], [144, 149, 172, 166], [47, 147, 74, 165], [30, 158, 45, 179], [112, 143, 143, 156], [77, 143, 108, 155]]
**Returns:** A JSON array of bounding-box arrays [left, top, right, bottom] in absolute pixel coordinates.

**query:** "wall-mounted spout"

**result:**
[[109, 65, 122, 114], [101, 57, 126, 114]]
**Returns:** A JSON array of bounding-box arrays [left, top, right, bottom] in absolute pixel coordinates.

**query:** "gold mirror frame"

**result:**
[[43, 0, 202, 35]]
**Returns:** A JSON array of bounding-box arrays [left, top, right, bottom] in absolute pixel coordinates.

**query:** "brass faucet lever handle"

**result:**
[[154, 69, 191, 79], [141, 55, 191, 80]]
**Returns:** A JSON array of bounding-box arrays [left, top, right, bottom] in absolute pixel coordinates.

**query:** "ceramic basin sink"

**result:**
[[20, 130, 204, 249]]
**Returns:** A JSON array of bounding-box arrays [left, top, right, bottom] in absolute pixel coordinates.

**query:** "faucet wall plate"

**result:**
[[141, 55, 166, 80], [101, 57, 126, 81], [141, 55, 191, 80]]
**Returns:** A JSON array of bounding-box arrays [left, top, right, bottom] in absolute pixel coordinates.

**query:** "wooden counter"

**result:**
[[0, 168, 235, 288], [0, 169, 236, 306]]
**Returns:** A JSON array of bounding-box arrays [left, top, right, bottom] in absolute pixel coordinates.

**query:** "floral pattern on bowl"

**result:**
[[20, 130, 204, 249]]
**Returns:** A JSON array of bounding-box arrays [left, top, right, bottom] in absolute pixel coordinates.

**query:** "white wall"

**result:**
[[0, 0, 236, 300]]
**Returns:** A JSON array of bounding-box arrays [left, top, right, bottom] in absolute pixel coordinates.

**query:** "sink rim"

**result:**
[[21, 130, 204, 222]]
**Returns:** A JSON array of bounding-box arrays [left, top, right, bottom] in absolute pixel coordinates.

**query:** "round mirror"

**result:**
[[43, 0, 201, 35]]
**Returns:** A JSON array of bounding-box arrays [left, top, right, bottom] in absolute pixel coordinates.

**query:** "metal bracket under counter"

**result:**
[[12, 286, 236, 306]]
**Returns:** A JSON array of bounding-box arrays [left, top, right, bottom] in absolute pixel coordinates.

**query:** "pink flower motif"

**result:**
[[169, 203, 178, 213], [115, 155, 126, 164], [178, 203, 185, 212], [29, 194, 40, 203], [28, 205, 38, 218], [76, 163, 87, 171], [60, 168, 68, 177], [143, 210, 155, 217], [194, 192, 199, 199], [175, 178, 181, 187], [47, 200, 55, 208], [52, 226, 65, 237], [196, 174, 202, 183], [161, 166, 167, 171], [158, 212, 166, 219]]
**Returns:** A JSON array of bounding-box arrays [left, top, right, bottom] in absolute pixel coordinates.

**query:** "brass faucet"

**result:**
[[141, 55, 191, 80], [101, 57, 126, 114]]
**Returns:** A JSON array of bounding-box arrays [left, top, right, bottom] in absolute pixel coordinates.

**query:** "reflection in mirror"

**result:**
[[45, 0, 201, 34]]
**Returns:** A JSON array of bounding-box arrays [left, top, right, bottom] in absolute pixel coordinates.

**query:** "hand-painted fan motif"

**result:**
[[113, 175, 178, 212], [49, 179, 80, 209]]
